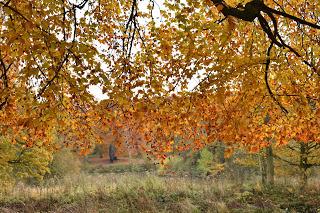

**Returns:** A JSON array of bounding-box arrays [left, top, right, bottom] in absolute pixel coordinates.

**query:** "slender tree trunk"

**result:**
[[217, 141, 225, 164], [266, 146, 274, 185], [299, 142, 308, 189], [259, 145, 274, 187], [128, 145, 132, 161], [259, 151, 267, 187], [262, 114, 274, 186], [301, 167, 308, 190]]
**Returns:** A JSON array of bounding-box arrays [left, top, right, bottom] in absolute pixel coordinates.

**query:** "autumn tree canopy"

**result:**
[[0, 0, 319, 157]]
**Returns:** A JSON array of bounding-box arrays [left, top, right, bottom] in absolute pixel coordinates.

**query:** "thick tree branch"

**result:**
[[211, 0, 320, 80], [264, 42, 288, 114], [263, 6, 320, 30], [211, 0, 320, 29]]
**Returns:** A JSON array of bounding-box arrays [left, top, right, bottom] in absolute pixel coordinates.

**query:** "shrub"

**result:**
[[197, 148, 225, 176], [157, 148, 228, 177], [157, 154, 197, 175], [0, 137, 52, 188], [197, 148, 214, 175], [48, 148, 81, 178], [87, 144, 105, 158]]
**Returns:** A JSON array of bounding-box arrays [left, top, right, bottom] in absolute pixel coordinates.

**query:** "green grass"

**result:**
[[1, 172, 320, 213]]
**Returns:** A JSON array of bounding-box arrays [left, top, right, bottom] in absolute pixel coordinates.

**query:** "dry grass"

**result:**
[[1, 171, 320, 212]]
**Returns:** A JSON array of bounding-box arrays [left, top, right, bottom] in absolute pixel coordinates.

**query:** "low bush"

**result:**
[[0, 137, 52, 188], [48, 148, 81, 178]]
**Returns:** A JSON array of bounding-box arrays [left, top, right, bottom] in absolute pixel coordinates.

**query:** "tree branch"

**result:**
[[264, 42, 288, 114], [273, 154, 299, 166], [263, 5, 320, 29], [210, 0, 320, 75], [37, 53, 70, 98]]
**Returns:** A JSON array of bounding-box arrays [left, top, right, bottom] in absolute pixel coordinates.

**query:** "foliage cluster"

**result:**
[[0, 136, 82, 189], [0, 0, 319, 161], [0, 137, 52, 187]]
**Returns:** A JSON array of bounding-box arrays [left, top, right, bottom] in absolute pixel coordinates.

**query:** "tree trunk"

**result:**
[[259, 151, 267, 187], [109, 144, 117, 163], [266, 146, 274, 185], [299, 142, 308, 189], [217, 141, 225, 164], [259, 146, 274, 187]]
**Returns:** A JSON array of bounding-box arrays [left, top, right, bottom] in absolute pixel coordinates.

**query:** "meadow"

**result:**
[[1, 159, 320, 213]]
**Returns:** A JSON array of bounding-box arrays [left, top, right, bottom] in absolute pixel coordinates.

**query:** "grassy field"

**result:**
[[1, 161, 320, 213]]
